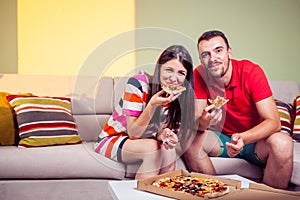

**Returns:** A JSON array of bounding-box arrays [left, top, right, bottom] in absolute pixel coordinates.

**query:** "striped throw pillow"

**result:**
[[293, 95, 300, 141], [275, 99, 294, 136], [6, 95, 82, 148]]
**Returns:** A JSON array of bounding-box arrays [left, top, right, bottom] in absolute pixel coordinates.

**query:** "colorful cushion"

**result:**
[[6, 95, 82, 148], [293, 95, 300, 141], [275, 99, 294, 136], [0, 92, 18, 145]]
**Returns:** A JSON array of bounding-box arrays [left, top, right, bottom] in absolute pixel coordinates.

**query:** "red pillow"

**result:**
[[275, 99, 294, 136], [292, 95, 300, 141]]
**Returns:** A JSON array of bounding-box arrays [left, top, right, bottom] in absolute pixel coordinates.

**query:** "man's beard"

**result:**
[[207, 61, 229, 78], [221, 59, 230, 77]]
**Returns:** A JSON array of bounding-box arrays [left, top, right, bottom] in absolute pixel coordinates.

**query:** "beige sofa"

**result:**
[[0, 74, 299, 199]]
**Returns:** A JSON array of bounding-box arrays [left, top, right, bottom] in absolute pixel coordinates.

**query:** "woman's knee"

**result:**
[[139, 139, 164, 160], [161, 146, 177, 157], [143, 139, 161, 151]]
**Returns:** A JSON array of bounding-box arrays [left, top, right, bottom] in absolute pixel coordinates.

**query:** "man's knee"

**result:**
[[267, 132, 293, 150], [266, 132, 293, 160], [184, 143, 200, 159]]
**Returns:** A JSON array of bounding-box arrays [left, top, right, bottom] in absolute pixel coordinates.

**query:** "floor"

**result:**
[[0, 179, 114, 200]]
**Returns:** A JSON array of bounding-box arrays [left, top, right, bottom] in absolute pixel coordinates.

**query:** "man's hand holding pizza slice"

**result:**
[[208, 96, 229, 124], [208, 96, 229, 109], [199, 96, 229, 130]]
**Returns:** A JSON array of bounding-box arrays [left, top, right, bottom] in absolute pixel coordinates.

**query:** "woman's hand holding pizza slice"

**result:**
[[161, 83, 186, 95]]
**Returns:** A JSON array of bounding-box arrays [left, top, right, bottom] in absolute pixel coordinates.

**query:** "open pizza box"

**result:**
[[240, 182, 300, 199], [137, 169, 242, 200], [137, 169, 300, 200]]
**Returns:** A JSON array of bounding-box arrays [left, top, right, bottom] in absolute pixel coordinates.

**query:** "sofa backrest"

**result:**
[[269, 80, 300, 104], [0, 74, 115, 112], [0, 74, 114, 142], [0, 74, 299, 143]]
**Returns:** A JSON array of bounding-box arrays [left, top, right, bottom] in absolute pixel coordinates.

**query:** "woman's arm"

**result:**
[[126, 103, 158, 139], [126, 90, 181, 139]]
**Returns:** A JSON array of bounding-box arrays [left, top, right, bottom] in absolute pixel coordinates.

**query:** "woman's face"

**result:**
[[160, 58, 187, 86]]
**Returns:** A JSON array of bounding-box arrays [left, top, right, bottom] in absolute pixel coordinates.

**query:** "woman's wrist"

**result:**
[[156, 129, 163, 141], [198, 122, 210, 132], [152, 132, 158, 139], [193, 128, 205, 133], [152, 129, 162, 141]]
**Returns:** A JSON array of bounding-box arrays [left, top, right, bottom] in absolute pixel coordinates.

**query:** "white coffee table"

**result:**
[[108, 174, 255, 200]]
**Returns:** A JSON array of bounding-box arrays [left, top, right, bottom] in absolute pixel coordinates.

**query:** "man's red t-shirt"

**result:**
[[194, 59, 273, 136]]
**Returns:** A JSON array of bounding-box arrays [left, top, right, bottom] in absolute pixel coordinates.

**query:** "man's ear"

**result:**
[[228, 48, 233, 60]]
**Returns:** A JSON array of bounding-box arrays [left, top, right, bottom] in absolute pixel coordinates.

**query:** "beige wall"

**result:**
[[17, 0, 135, 76], [136, 0, 300, 83], [0, 0, 18, 73]]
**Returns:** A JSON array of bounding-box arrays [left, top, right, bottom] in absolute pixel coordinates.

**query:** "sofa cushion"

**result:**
[[275, 99, 294, 135], [0, 142, 126, 179], [73, 115, 110, 142], [6, 95, 82, 148], [292, 142, 300, 186], [293, 95, 300, 142]]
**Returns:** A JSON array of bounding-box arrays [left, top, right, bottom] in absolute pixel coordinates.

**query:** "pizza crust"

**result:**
[[204, 185, 230, 199], [161, 84, 186, 95]]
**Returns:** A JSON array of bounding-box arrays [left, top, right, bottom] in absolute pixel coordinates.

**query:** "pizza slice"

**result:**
[[208, 96, 229, 109], [161, 84, 186, 95]]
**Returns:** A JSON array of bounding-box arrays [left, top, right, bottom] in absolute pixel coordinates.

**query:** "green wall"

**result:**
[[135, 0, 300, 83], [0, 0, 18, 73]]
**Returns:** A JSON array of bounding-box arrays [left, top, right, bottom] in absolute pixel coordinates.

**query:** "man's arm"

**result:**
[[238, 96, 281, 144]]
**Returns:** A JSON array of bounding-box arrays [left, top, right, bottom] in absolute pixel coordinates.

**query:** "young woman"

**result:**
[[94, 45, 195, 179]]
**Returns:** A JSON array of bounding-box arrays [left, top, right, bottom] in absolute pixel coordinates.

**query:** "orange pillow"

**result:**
[[0, 92, 18, 145]]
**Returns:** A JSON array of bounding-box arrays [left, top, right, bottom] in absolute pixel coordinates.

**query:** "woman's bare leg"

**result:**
[[122, 138, 177, 179], [159, 145, 176, 174]]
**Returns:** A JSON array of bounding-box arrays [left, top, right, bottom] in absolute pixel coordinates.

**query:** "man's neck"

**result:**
[[220, 62, 232, 87]]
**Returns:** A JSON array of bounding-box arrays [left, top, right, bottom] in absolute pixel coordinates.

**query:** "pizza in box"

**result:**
[[151, 174, 230, 199]]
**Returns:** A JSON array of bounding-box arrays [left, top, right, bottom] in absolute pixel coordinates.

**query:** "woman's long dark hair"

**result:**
[[149, 45, 195, 144]]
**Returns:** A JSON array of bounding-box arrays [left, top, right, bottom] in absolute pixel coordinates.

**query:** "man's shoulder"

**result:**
[[233, 59, 258, 67], [232, 59, 262, 73], [194, 64, 204, 70], [194, 64, 206, 75]]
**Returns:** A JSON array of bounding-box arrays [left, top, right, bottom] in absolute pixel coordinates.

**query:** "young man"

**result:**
[[184, 30, 293, 189]]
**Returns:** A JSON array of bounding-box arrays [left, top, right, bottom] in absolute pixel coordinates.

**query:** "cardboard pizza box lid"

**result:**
[[137, 169, 242, 200], [249, 182, 300, 196], [228, 188, 300, 199]]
